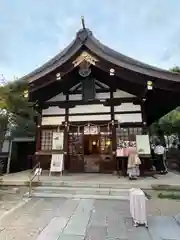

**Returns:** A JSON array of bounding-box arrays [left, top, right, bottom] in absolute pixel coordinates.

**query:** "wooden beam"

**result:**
[[42, 97, 137, 108], [42, 110, 142, 118], [40, 122, 143, 128], [69, 82, 82, 93], [67, 88, 111, 94], [95, 80, 109, 89]]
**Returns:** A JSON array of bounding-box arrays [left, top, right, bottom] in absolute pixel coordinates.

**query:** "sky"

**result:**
[[0, 0, 180, 81]]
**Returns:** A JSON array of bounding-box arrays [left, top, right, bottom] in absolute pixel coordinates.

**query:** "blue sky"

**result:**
[[0, 0, 180, 80]]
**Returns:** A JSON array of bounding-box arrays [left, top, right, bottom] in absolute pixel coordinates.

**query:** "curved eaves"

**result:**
[[22, 36, 83, 83], [85, 34, 180, 82]]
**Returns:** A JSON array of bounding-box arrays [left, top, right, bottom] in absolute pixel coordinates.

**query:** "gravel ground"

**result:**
[[145, 189, 180, 216], [0, 186, 28, 216]]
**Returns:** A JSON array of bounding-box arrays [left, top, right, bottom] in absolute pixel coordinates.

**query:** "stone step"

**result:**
[[33, 186, 130, 196], [26, 192, 129, 200], [25, 186, 130, 200], [40, 181, 151, 189]]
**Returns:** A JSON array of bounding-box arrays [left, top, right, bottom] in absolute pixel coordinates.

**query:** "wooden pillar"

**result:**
[[63, 94, 69, 172], [34, 108, 42, 167], [110, 91, 117, 174], [140, 99, 148, 175], [141, 99, 148, 134]]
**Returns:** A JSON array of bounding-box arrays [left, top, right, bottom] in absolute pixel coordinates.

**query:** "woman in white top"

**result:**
[[154, 140, 168, 174]]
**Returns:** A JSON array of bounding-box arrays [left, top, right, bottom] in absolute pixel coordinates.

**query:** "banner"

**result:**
[[52, 132, 64, 150], [84, 125, 98, 135], [50, 154, 64, 173]]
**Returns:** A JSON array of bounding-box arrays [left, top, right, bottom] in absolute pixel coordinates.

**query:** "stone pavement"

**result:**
[[1, 197, 180, 239]]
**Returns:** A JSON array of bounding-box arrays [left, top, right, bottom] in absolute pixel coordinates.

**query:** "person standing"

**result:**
[[127, 148, 141, 180], [154, 140, 168, 174]]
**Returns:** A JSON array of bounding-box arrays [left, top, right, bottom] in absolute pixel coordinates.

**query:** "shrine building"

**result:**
[[25, 26, 180, 174]]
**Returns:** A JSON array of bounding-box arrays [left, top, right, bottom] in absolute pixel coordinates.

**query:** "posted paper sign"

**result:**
[[136, 135, 151, 155], [52, 132, 64, 150], [50, 154, 64, 173]]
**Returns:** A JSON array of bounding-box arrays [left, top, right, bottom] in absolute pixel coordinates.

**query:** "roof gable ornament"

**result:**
[[73, 51, 98, 77], [73, 51, 98, 67]]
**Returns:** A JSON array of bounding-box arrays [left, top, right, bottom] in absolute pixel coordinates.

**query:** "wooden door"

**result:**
[[68, 132, 84, 172], [84, 135, 100, 173]]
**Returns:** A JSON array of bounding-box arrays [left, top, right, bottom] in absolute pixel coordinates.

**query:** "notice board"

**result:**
[[136, 135, 151, 155], [50, 154, 64, 174]]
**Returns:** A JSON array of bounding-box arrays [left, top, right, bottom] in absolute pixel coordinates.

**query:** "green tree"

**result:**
[[0, 79, 36, 152], [170, 66, 180, 73], [150, 67, 180, 139]]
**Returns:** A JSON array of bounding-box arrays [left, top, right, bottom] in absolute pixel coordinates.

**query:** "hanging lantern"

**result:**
[[92, 141, 96, 146], [109, 68, 115, 76], [147, 80, 153, 90], [106, 140, 111, 146], [56, 72, 61, 80], [23, 90, 29, 98]]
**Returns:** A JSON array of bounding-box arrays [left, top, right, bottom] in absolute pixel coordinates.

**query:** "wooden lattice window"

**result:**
[[100, 134, 112, 154], [116, 127, 142, 148], [41, 130, 54, 150], [129, 127, 142, 141]]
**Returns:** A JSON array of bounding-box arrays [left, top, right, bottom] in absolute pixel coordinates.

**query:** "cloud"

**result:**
[[0, 0, 180, 79]]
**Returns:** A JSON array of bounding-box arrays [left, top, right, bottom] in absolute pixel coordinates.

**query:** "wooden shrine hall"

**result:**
[[25, 24, 180, 175]]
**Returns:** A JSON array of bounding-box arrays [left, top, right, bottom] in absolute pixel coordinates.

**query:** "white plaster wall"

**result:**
[[69, 114, 111, 122], [115, 113, 142, 123], [69, 94, 82, 100], [47, 93, 66, 102], [114, 103, 141, 112], [42, 116, 65, 125], [113, 90, 135, 98], [96, 92, 110, 99], [42, 107, 65, 115], [69, 104, 110, 114]]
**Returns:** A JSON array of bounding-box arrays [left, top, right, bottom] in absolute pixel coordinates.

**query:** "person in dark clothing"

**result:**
[[154, 140, 168, 174]]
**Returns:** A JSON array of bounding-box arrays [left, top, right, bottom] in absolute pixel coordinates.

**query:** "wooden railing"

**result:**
[[28, 162, 41, 197]]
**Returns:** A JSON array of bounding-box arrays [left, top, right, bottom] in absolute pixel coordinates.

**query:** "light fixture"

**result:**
[[106, 140, 111, 146], [92, 141, 96, 146], [23, 90, 29, 98], [109, 68, 115, 76], [147, 80, 153, 90], [56, 72, 61, 80]]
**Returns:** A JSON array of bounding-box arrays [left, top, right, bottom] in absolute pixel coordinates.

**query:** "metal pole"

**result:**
[[6, 140, 13, 174]]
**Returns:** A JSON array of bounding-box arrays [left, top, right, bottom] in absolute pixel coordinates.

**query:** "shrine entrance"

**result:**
[[84, 134, 100, 173], [67, 122, 115, 173]]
